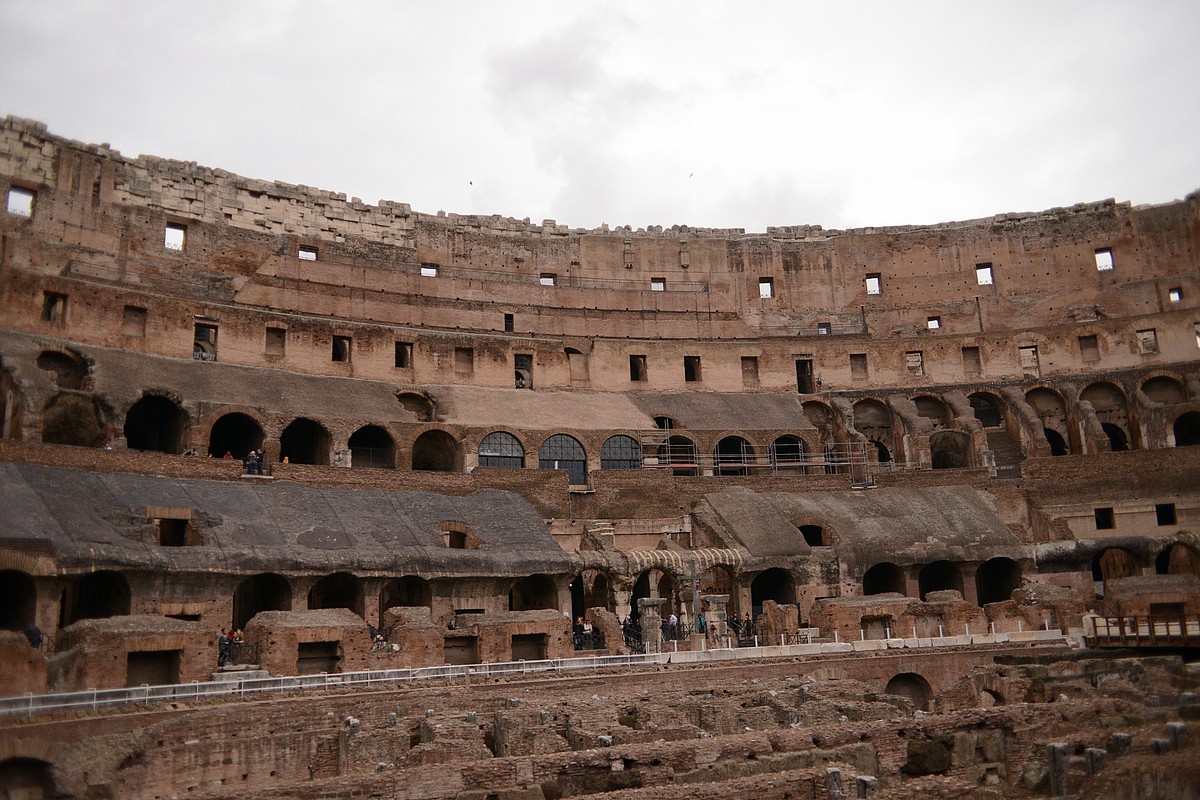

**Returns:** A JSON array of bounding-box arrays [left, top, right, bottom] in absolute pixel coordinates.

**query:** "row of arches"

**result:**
[[862, 558, 1022, 605]]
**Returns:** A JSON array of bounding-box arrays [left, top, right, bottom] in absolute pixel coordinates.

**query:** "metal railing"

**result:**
[[0, 652, 659, 719], [1086, 615, 1200, 648]]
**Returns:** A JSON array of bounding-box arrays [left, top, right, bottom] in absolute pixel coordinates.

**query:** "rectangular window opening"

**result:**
[[332, 335, 352, 363], [1019, 345, 1039, 375], [1094, 507, 1115, 530], [298, 245, 318, 261], [395, 341, 413, 369], [1168, 287, 1182, 303], [122, 305, 147, 337], [927, 317, 941, 330], [629, 354, 647, 382], [503, 313, 514, 332], [795, 358, 814, 393], [865, 274, 881, 295], [741, 356, 759, 387], [454, 347, 474, 373], [817, 322, 832, 335], [157, 518, 194, 547], [758, 278, 774, 299], [164, 223, 186, 251], [961, 346, 981, 376], [849, 353, 868, 381], [684, 355, 702, 382], [41, 291, 67, 324], [420, 264, 439, 278], [905, 350, 925, 377], [1155, 503, 1177, 526], [976, 263, 994, 286], [1079, 335, 1099, 363], [6, 186, 34, 217], [265, 327, 286, 357], [539, 273, 557, 286], [1094, 248, 1114, 271], [193, 323, 217, 361], [650, 277, 666, 292], [515, 353, 533, 389], [1136, 328, 1158, 354]]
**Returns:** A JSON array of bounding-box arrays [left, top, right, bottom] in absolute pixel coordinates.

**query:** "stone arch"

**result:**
[[658, 434, 698, 476], [60, 571, 130, 628], [41, 392, 109, 447], [853, 399, 895, 459], [1081, 382, 1135, 451], [863, 562, 905, 595], [308, 572, 364, 617], [348, 424, 395, 469], [0, 359, 26, 441], [1155, 544, 1200, 578], [657, 570, 681, 619], [1142, 375, 1186, 405], [570, 570, 614, 618], [477, 430, 523, 469], [412, 428, 461, 471], [714, 435, 753, 476], [885, 672, 932, 711], [509, 574, 558, 611], [438, 520, 482, 549], [770, 434, 808, 473], [795, 520, 826, 547], [395, 389, 436, 422], [1092, 548, 1140, 583], [123, 392, 188, 454], [913, 395, 951, 430], [232, 572, 291, 630], [280, 417, 332, 465], [0, 569, 37, 630], [0, 757, 58, 799], [750, 567, 795, 615], [976, 557, 1022, 606], [968, 392, 1005, 428], [918, 561, 963, 600], [207, 411, 265, 459], [1025, 386, 1076, 454], [802, 400, 835, 433], [1173, 411, 1200, 447], [652, 416, 679, 430], [379, 576, 432, 621], [930, 430, 971, 469], [600, 434, 641, 470], [538, 433, 587, 485], [35, 348, 88, 389]]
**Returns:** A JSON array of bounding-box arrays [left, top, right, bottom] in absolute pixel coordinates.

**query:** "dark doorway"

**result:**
[[1101, 422, 1129, 452], [126, 650, 181, 686], [1174, 412, 1200, 447], [208, 412, 264, 459], [750, 568, 795, 617], [60, 571, 131, 627], [976, 557, 1021, 606], [280, 418, 332, 465], [918, 561, 963, 600], [308, 572, 364, 617], [1043, 428, 1069, 456], [233, 573, 291, 630], [509, 574, 558, 611], [413, 429, 460, 471], [124, 394, 187, 453], [863, 563, 905, 595], [348, 424, 395, 469], [0, 570, 36, 630], [795, 358, 814, 393]]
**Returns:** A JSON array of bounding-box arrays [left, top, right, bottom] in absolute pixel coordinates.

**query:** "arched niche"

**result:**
[[509, 574, 558, 611], [1026, 387, 1075, 455], [36, 349, 88, 389], [308, 572, 364, 617], [412, 429, 461, 471], [124, 393, 188, 454], [348, 424, 395, 469], [750, 567, 795, 615], [280, 417, 332, 465], [1142, 376, 1186, 405], [60, 571, 130, 627], [930, 430, 971, 469], [976, 557, 1021, 606], [863, 562, 905, 595], [853, 400, 894, 454], [1174, 412, 1200, 447], [1081, 382, 1134, 451], [968, 392, 1005, 429], [0, 758, 58, 799], [885, 672, 932, 711], [1091, 548, 1139, 583], [918, 560, 963, 600], [714, 435, 753, 476], [914, 395, 950, 429], [1155, 544, 1200, 578], [232, 573, 291, 630], [0, 569, 37, 630], [208, 412, 265, 459], [380, 576, 432, 621], [770, 435, 807, 474]]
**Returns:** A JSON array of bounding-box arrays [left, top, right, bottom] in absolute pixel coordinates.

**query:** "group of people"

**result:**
[[217, 628, 244, 667], [572, 616, 599, 649], [242, 450, 266, 475]]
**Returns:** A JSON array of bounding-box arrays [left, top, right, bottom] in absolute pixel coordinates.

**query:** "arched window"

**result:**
[[714, 436, 752, 476], [863, 563, 905, 595], [412, 429, 459, 471], [770, 435, 807, 473], [600, 435, 641, 470], [1174, 412, 1200, 447], [479, 431, 524, 469], [348, 425, 395, 469], [539, 434, 587, 485]]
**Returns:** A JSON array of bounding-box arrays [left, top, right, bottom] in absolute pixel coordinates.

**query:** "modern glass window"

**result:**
[[600, 435, 642, 470], [478, 431, 524, 469], [298, 246, 318, 261], [539, 434, 587, 484]]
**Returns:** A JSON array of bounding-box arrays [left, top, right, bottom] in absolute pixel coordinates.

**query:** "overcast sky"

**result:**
[[2, 2, 1198, 233]]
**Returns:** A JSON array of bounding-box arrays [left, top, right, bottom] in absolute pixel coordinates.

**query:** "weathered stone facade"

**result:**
[[1, 116, 1199, 797]]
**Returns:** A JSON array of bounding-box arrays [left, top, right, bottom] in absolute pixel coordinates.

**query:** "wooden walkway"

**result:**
[[1085, 614, 1200, 648]]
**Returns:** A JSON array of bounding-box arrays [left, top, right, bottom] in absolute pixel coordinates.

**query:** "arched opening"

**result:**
[[968, 393, 1004, 428], [798, 524, 824, 547], [658, 435, 698, 476], [1091, 548, 1140, 583], [1142, 376, 1186, 405], [714, 436, 752, 476], [36, 349, 87, 389], [413, 429, 460, 471], [348, 424, 395, 469], [123, 394, 187, 453], [863, 562, 905, 596], [854, 400, 894, 462], [0, 570, 37, 630], [770, 435, 807, 474], [976, 558, 1022, 606], [60, 571, 130, 628], [1026, 388, 1075, 455], [570, 570, 613, 618], [600, 434, 641, 470], [538, 434, 587, 485], [885, 673, 932, 711], [509, 574, 558, 611], [914, 396, 950, 429], [207, 412, 265, 459], [1044, 428, 1069, 456], [872, 439, 892, 464], [1155, 544, 1200, 578], [918, 561, 963, 600], [1174, 412, 1200, 447], [41, 393, 108, 447], [657, 571, 679, 619], [750, 568, 795, 616], [0, 758, 57, 799], [630, 571, 653, 624], [930, 430, 971, 469], [280, 417, 332, 465], [232, 573, 291, 630], [1101, 422, 1129, 452], [379, 576, 432, 623], [477, 431, 523, 469], [396, 390, 435, 422], [653, 416, 678, 430], [308, 572, 364, 617]]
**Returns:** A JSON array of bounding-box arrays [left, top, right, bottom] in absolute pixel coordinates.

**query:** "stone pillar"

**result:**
[[961, 565, 980, 607], [702, 594, 729, 638], [612, 577, 633, 623], [638, 597, 665, 654]]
